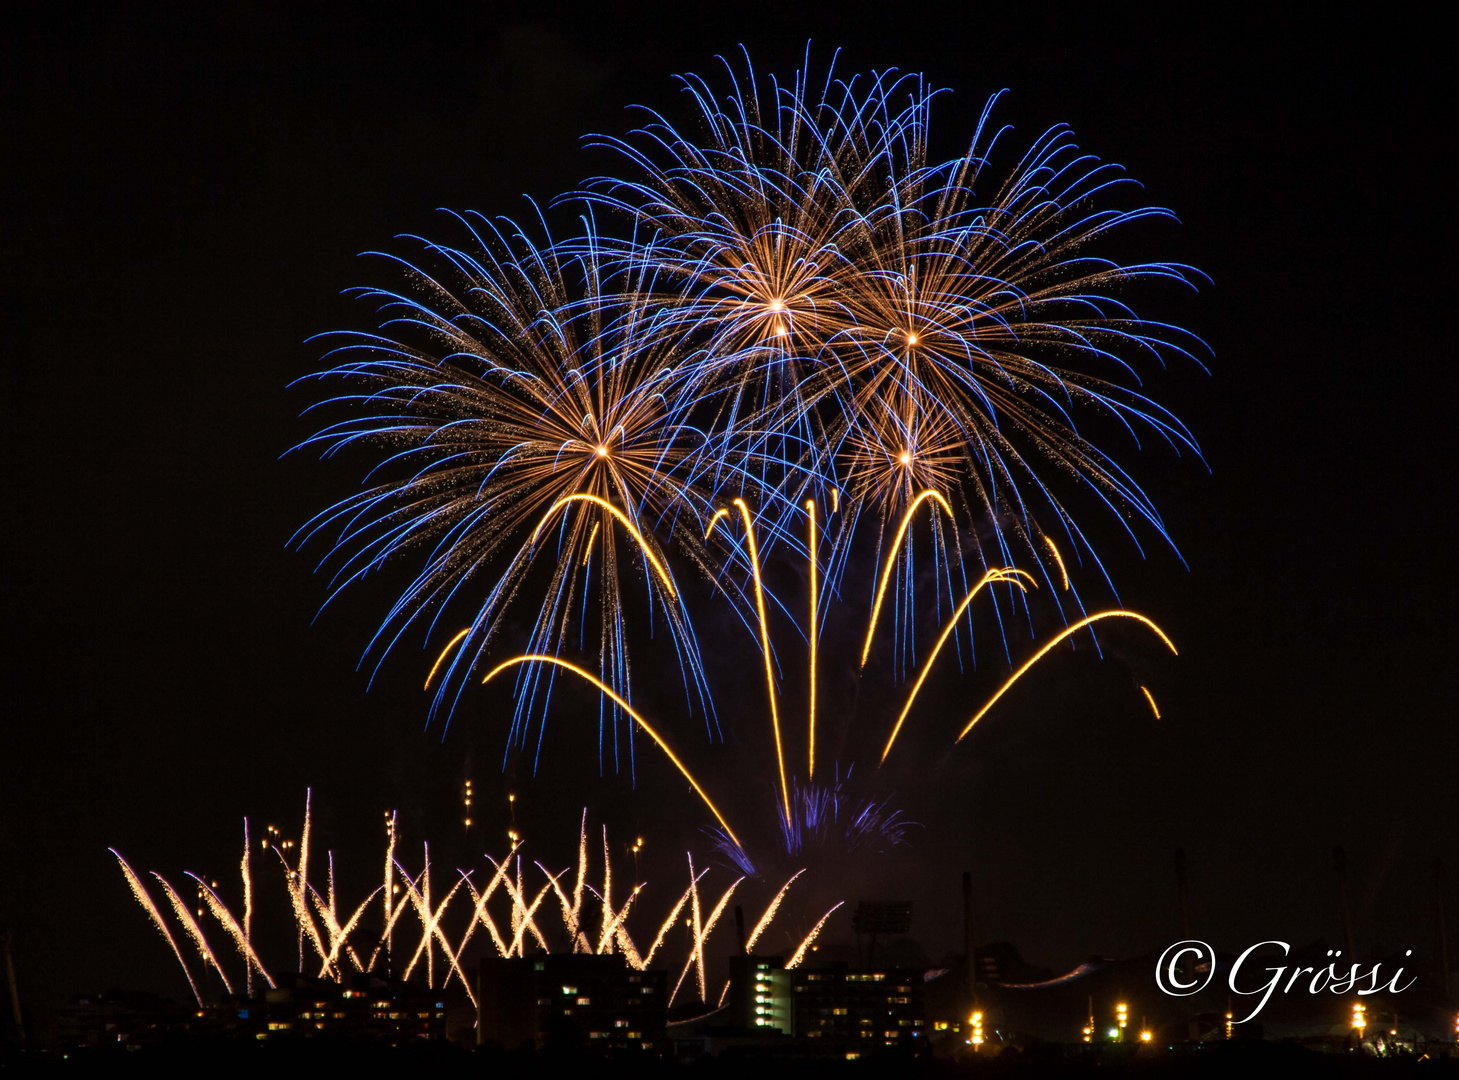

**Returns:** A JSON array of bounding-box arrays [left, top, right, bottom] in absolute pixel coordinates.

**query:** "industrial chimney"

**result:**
[[1334, 846, 1356, 963], [962, 871, 978, 1007]]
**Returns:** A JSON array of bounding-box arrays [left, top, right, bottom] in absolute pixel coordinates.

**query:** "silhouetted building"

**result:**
[[57, 990, 188, 1052], [793, 961, 927, 1053], [726, 954, 793, 1032], [477, 954, 666, 1053], [677, 957, 929, 1060], [209, 974, 449, 1043]]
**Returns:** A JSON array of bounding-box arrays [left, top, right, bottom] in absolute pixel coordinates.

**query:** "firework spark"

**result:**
[[957, 611, 1179, 740], [116, 794, 826, 1007], [294, 49, 1203, 866]]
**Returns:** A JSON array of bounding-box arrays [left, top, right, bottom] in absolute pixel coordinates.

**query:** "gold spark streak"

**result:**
[[424, 627, 471, 690], [670, 854, 708, 1005], [458, 858, 515, 959], [583, 521, 600, 566], [831, 487, 839, 513], [530, 493, 676, 597], [733, 498, 791, 828], [704, 507, 730, 539], [188, 873, 274, 990], [535, 863, 582, 958], [572, 810, 589, 953], [1140, 685, 1161, 719], [378, 811, 397, 968], [598, 886, 643, 957], [806, 499, 819, 779], [597, 827, 614, 954], [366, 868, 417, 973], [110, 849, 202, 1006], [315, 887, 376, 976], [746, 870, 804, 952], [153, 874, 234, 995], [718, 980, 732, 1008], [483, 656, 742, 849], [1043, 535, 1070, 590], [486, 853, 550, 955], [786, 901, 845, 969], [397, 854, 475, 1002], [287, 790, 329, 974], [673, 874, 743, 1004], [507, 882, 552, 961], [881, 568, 1035, 763], [614, 919, 645, 971], [241, 817, 254, 996], [957, 611, 1179, 741], [860, 489, 955, 667], [644, 875, 704, 968]]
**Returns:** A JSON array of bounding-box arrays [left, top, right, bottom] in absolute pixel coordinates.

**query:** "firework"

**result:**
[[291, 218, 726, 771], [295, 48, 1202, 857], [114, 792, 826, 1007]]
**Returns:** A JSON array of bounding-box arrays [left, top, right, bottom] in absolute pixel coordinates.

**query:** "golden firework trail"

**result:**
[[301, 53, 1208, 846], [506, 877, 552, 962], [280, 790, 329, 977], [880, 568, 1035, 762], [597, 827, 615, 953], [188, 873, 274, 991], [957, 611, 1178, 740], [571, 810, 589, 951], [487, 853, 550, 956], [310, 864, 376, 978], [1140, 685, 1161, 719], [582, 521, 599, 566], [704, 507, 730, 539], [152, 874, 234, 995], [672, 868, 743, 1005], [530, 493, 677, 597], [669, 853, 708, 1006], [746, 870, 805, 952], [786, 901, 845, 969], [597, 884, 643, 958], [458, 851, 518, 959], [111, 849, 202, 1006], [642, 874, 704, 969], [1043, 535, 1071, 590], [240, 818, 254, 995], [115, 794, 839, 1007], [482, 655, 742, 848], [424, 627, 471, 690], [806, 499, 819, 779], [395, 852, 475, 1002], [731, 498, 792, 828], [381, 810, 396, 964], [860, 489, 955, 668]]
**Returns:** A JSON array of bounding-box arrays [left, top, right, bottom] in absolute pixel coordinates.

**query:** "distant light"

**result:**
[[1140, 1030, 1152, 1042]]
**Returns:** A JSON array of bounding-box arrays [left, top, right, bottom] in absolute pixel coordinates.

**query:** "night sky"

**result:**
[[3, 4, 1453, 1015]]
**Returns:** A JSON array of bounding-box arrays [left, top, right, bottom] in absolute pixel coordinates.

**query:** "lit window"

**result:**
[[576, 997, 591, 1005]]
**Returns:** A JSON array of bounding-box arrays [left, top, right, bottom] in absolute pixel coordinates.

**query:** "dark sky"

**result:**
[[3, 3, 1454, 1014]]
